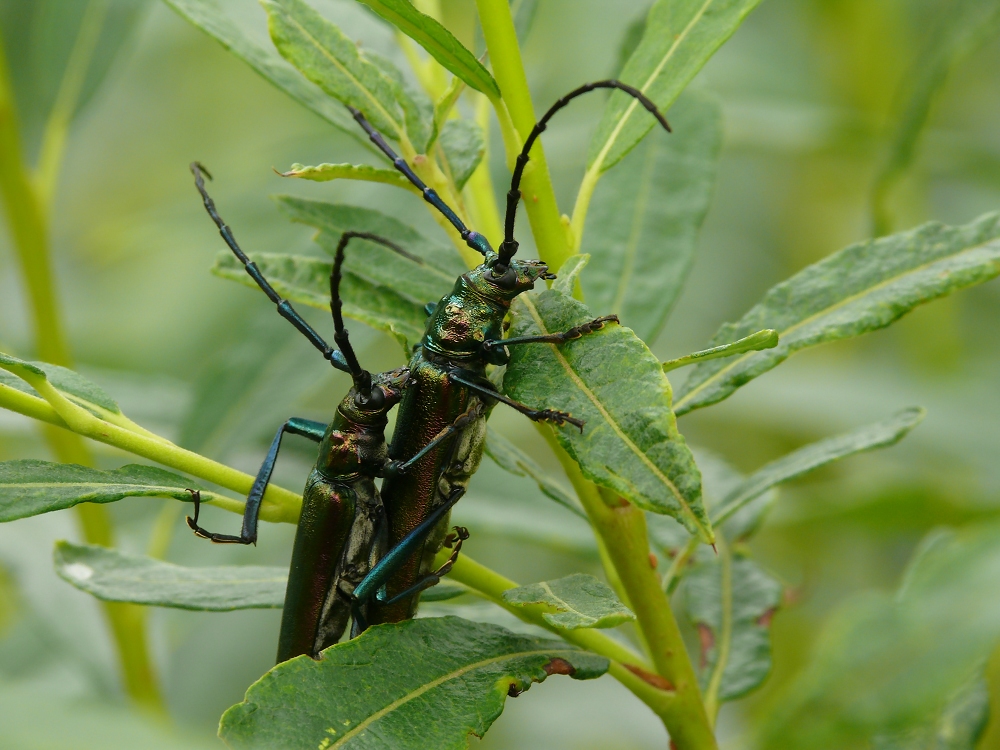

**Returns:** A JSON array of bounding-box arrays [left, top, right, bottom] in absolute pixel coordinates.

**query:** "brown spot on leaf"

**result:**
[[623, 663, 674, 691], [543, 658, 576, 677], [757, 608, 775, 628], [649, 553, 658, 569], [508, 682, 522, 697], [697, 624, 715, 669]]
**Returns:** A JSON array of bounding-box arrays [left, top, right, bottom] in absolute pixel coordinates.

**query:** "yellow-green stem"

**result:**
[[0, 29, 164, 711], [475, 0, 572, 270]]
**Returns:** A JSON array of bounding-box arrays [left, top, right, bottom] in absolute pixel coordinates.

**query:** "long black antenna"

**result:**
[[347, 106, 494, 259], [498, 80, 672, 266], [330, 231, 420, 394], [190, 162, 351, 373]]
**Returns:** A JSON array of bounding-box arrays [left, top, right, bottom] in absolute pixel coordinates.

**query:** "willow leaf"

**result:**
[[0, 352, 119, 418], [484, 429, 586, 520], [0, 460, 229, 523], [583, 92, 721, 342], [219, 617, 607, 749], [438, 119, 485, 190], [353, 0, 500, 98], [675, 211, 1000, 415], [715, 407, 926, 531], [683, 550, 782, 706], [263, 0, 404, 138], [212, 252, 426, 352], [362, 47, 434, 152], [662, 329, 778, 373], [503, 288, 711, 542], [55, 542, 286, 611], [163, 0, 364, 144], [586, 0, 762, 174], [872, 672, 989, 750], [502, 573, 634, 630], [280, 162, 418, 192]]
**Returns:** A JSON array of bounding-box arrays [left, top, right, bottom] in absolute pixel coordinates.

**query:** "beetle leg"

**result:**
[[383, 402, 486, 476], [483, 314, 619, 354], [448, 371, 584, 431], [186, 418, 326, 545]]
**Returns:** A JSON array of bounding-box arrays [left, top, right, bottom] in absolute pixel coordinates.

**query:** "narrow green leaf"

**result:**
[[502, 288, 711, 542], [212, 252, 427, 352], [219, 617, 607, 749], [362, 47, 434, 152], [280, 162, 419, 192], [510, 0, 540, 46], [163, 0, 365, 144], [483, 429, 586, 520], [437, 119, 484, 190], [872, 2, 1000, 236], [583, 93, 721, 342], [682, 551, 782, 704], [419, 581, 468, 602], [551, 254, 590, 295], [263, 0, 404, 137], [502, 573, 635, 630], [714, 408, 926, 531], [873, 672, 990, 750], [353, 0, 500, 98], [675, 211, 1000, 415], [0, 460, 224, 523], [662, 329, 778, 373], [586, 0, 762, 173], [0, 351, 120, 417], [757, 522, 1000, 749], [54, 542, 286, 611]]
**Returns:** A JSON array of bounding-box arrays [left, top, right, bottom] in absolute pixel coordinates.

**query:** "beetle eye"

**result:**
[[488, 265, 517, 289], [367, 387, 385, 409]]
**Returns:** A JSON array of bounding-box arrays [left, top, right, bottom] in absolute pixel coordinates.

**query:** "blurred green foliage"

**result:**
[[0, 0, 999, 747]]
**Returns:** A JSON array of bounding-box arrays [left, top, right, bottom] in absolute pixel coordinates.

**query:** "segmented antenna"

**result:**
[[330, 231, 420, 394], [347, 107, 494, 259], [498, 80, 672, 266], [190, 162, 351, 373]]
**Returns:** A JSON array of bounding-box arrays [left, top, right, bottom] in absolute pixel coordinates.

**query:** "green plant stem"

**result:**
[[475, 0, 572, 269], [539, 427, 716, 748], [0, 31, 164, 713], [436, 550, 677, 719]]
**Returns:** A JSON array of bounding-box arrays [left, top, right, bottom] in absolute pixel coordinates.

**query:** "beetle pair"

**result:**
[[188, 80, 670, 661]]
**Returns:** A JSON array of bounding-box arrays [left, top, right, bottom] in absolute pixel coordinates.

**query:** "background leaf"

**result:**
[[582, 92, 721, 342], [674, 211, 1000, 415], [0, 351, 120, 418], [353, 0, 500, 98], [55, 542, 286, 611], [437, 119, 485, 190], [164, 0, 366, 144], [502, 573, 634, 629], [212, 252, 427, 352], [0, 460, 224, 523], [503, 288, 710, 540], [280, 162, 419, 191], [586, 0, 762, 173], [263, 0, 405, 138], [219, 617, 607, 749]]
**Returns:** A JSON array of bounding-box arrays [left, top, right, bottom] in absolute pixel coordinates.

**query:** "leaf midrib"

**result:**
[[674, 234, 1000, 411], [329, 647, 584, 747], [590, 0, 714, 173], [519, 296, 707, 537], [539, 581, 594, 624], [281, 11, 402, 140]]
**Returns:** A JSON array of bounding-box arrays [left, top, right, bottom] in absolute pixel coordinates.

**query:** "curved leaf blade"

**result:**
[[714, 407, 926, 530], [263, 0, 404, 137], [583, 93, 721, 342], [586, 0, 762, 173], [212, 252, 427, 352], [0, 460, 225, 523], [502, 573, 635, 630], [502, 289, 711, 541], [353, 0, 500, 98], [0, 351, 120, 417], [438, 118, 485, 190], [280, 162, 419, 192], [873, 672, 990, 750], [163, 0, 364, 143], [675, 211, 1000, 415], [220, 617, 607, 749], [682, 551, 782, 705], [54, 542, 286, 611]]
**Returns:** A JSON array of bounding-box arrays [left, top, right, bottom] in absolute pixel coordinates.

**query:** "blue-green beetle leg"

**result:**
[[483, 314, 619, 354], [186, 417, 326, 545]]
